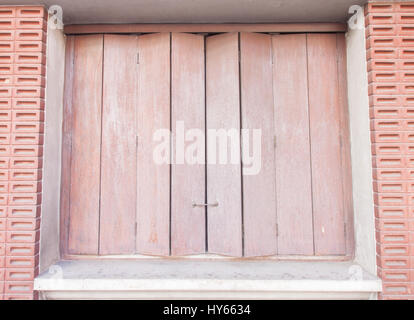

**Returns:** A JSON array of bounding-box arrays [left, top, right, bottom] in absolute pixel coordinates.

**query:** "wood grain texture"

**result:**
[[60, 35, 74, 256], [67, 35, 103, 254], [64, 23, 347, 35], [99, 35, 138, 254], [206, 32, 242, 257], [171, 32, 206, 256], [272, 34, 314, 255], [336, 33, 354, 257], [136, 33, 171, 256], [307, 33, 346, 255], [60, 31, 352, 258], [240, 32, 277, 257]]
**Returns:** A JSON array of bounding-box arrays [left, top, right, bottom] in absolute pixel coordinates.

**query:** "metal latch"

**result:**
[[192, 202, 219, 208]]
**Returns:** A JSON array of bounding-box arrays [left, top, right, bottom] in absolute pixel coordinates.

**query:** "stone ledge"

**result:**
[[34, 259, 382, 300]]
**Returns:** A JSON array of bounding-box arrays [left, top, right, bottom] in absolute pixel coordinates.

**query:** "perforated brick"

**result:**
[[367, 3, 414, 299], [0, 5, 45, 300]]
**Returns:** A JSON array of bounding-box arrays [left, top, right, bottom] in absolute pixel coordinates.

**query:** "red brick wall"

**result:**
[[0, 6, 46, 300], [366, 1, 414, 299]]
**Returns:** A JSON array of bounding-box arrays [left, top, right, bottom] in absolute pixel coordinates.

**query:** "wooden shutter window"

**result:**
[[62, 31, 352, 258]]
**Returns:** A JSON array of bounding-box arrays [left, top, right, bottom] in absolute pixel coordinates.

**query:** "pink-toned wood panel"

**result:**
[[206, 32, 242, 257], [67, 35, 103, 254], [272, 34, 314, 255], [60, 35, 74, 255], [307, 33, 346, 255], [240, 32, 277, 257], [99, 34, 138, 254], [336, 33, 354, 257], [171, 32, 206, 256], [136, 33, 171, 256]]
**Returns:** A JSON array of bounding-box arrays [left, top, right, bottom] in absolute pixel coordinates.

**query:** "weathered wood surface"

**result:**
[[272, 34, 314, 255], [171, 33, 206, 256], [60, 35, 74, 255], [206, 32, 242, 257], [336, 33, 354, 257], [136, 33, 171, 256], [307, 34, 346, 255], [67, 35, 103, 254], [99, 34, 138, 254], [240, 32, 277, 257]]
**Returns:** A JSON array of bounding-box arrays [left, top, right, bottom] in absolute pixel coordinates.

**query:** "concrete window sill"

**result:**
[[34, 259, 382, 300]]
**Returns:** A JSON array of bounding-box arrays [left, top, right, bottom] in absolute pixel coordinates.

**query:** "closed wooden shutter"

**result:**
[[307, 34, 347, 255], [66, 35, 103, 255], [271, 33, 352, 256], [62, 32, 352, 258], [170, 33, 206, 255], [240, 32, 278, 257], [136, 33, 170, 256], [99, 34, 138, 254], [272, 34, 314, 255], [206, 32, 242, 257]]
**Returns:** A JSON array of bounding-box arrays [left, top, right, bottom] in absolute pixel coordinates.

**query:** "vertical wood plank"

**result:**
[[171, 32, 205, 256], [99, 35, 138, 254], [307, 33, 346, 255], [272, 34, 314, 255], [136, 33, 171, 256], [240, 32, 277, 257], [336, 33, 355, 257], [67, 35, 103, 254], [206, 32, 242, 257], [60, 35, 74, 256]]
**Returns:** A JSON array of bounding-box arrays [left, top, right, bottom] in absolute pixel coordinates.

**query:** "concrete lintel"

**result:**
[[0, 0, 367, 24]]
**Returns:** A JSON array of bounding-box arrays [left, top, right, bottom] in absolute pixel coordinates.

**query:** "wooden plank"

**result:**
[[67, 35, 103, 254], [206, 32, 242, 257], [171, 32, 205, 256], [240, 32, 277, 257], [60, 35, 74, 256], [64, 23, 347, 35], [99, 35, 138, 254], [272, 34, 314, 255], [307, 33, 346, 255], [136, 33, 171, 256], [336, 33, 355, 257]]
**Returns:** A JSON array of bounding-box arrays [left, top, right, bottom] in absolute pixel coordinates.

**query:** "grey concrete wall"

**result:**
[[346, 7, 377, 275], [39, 21, 65, 273]]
